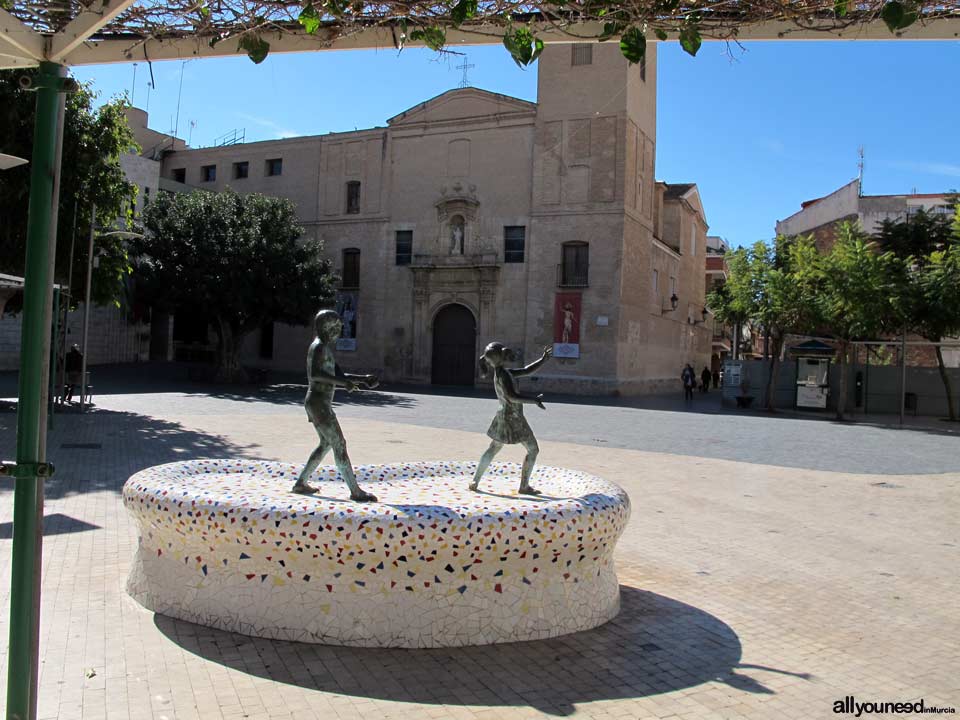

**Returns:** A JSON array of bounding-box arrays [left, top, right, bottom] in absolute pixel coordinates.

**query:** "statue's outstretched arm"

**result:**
[[313, 370, 352, 388], [340, 365, 380, 389], [512, 346, 553, 378]]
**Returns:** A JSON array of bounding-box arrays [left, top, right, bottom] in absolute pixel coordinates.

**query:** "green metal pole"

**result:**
[[47, 288, 59, 431], [7, 61, 66, 720]]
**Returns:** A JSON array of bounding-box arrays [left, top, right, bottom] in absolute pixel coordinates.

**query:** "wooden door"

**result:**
[[431, 304, 476, 386]]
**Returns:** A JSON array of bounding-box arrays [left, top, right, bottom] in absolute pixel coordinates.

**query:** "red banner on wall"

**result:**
[[553, 293, 581, 346]]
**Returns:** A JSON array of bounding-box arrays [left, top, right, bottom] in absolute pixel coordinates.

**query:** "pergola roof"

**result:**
[[1, 0, 958, 71]]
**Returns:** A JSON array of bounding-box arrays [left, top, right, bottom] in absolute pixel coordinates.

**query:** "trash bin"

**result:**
[[904, 392, 918, 416]]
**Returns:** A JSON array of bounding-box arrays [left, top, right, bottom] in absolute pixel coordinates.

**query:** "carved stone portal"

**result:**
[[436, 182, 480, 256]]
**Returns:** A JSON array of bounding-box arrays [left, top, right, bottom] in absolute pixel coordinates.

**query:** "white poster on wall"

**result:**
[[553, 343, 580, 359], [335, 290, 358, 351]]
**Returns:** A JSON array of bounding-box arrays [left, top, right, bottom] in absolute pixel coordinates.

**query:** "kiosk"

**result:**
[[789, 340, 836, 410]]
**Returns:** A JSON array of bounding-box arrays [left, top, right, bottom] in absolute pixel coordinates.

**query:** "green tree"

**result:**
[[0, 69, 137, 306], [793, 222, 900, 420], [136, 188, 335, 382], [876, 207, 953, 260], [876, 205, 960, 420], [707, 237, 818, 411]]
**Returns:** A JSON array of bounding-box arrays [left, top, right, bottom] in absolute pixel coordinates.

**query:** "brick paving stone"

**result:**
[[0, 386, 958, 719]]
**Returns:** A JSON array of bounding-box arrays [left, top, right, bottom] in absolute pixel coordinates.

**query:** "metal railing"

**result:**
[[557, 263, 589, 288]]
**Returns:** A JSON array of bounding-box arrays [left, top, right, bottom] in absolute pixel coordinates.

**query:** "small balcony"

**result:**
[[409, 252, 500, 269], [557, 263, 589, 288]]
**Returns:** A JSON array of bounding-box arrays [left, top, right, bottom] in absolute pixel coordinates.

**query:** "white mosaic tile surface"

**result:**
[[122, 459, 631, 648]]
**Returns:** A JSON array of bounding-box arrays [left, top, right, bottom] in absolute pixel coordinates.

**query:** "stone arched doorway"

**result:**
[[431, 304, 476, 386]]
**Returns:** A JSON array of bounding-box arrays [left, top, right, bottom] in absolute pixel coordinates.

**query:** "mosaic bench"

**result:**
[[122, 459, 631, 648]]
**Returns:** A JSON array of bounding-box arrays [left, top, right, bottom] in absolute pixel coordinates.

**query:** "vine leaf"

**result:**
[[239, 34, 270, 63], [298, 3, 321, 34], [619, 26, 646, 64], [322, 0, 349, 17], [450, 0, 478, 26], [600, 21, 626, 41], [881, 0, 919, 31], [502, 26, 544, 67], [679, 25, 702, 56], [834, 0, 849, 17], [654, 28, 669, 41], [410, 27, 447, 51]]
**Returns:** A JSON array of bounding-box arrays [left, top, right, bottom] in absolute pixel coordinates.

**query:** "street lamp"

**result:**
[[688, 307, 709, 325], [78, 206, 143, 412], [661, 293, 679, 315]]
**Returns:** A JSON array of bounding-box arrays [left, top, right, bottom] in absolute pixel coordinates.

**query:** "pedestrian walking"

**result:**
[[64, 344, 83, 403], [701, 367, 712, 393], [712, 369, 721, 389], [681, 363, 696, 403]]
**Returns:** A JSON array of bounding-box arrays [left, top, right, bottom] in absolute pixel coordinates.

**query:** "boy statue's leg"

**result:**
[[292, 437, 330, 494], [469, 441, 503, 491], [518, 439, 540, 495], [333, 443, 377, 502], [330, 430, 377, 502]]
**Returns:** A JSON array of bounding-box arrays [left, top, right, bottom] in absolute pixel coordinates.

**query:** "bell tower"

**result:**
[[532, 41, 657, 217]]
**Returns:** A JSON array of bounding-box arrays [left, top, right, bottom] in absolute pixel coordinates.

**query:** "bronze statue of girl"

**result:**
[[470, 342, 552, 495]]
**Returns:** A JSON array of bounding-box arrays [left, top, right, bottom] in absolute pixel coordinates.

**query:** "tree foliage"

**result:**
[[876, 207, 953, 263], [707, 237, 818, 410], [791, 222, 902, 419], [135, 189, 336, 381], [875, 205, 960, 420], [0, 69, 137, 307]]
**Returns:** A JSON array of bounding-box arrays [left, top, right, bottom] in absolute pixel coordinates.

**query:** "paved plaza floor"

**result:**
[[1, 368, 958, 719]]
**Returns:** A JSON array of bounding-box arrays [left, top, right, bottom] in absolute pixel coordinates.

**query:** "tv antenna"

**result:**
[[857, 146, 865, 196]]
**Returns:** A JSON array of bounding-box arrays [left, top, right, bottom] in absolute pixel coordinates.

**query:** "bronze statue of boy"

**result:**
[[470, 342, 552, 495], [292, 309, 379, 501]]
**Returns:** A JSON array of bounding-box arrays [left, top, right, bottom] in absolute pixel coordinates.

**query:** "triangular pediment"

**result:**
[[388, 88, 536, 126], [665, 182, 708, 227], [685, 187, 707, 226]]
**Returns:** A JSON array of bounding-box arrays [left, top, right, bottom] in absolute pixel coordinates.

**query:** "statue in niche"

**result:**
[[449, 216, 465, 255], [561, 303, 575, 344], [470, 342, 553, 495], [292, 309, 379, 501], [339, 295, 356, 339]]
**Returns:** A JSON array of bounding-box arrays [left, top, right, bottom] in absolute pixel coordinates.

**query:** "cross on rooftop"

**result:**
[[457, 58, 475, 88]]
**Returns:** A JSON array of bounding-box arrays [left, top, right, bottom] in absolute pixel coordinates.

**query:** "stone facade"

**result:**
[[143, 43, 711, 394]]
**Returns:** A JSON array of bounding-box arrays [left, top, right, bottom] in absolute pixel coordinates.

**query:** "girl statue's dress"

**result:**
[[487, 366, 537, 445], [470, 342, 552, 495]]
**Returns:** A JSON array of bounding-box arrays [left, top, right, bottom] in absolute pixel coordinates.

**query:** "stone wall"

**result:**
[[0, 302, 149, 371]]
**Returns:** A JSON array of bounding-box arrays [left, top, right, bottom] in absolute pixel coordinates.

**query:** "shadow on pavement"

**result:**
[[187, 383, 418, 410], [0, 512, 100, 539], [154, 586, 808, 716], [0, 406, 260, 500]]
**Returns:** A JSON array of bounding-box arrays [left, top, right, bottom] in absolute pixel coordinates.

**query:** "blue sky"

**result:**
[[72, 40, 960, 247]]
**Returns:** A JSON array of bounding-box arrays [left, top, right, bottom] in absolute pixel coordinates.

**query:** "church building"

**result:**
[[141, 42, 712, 394]]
